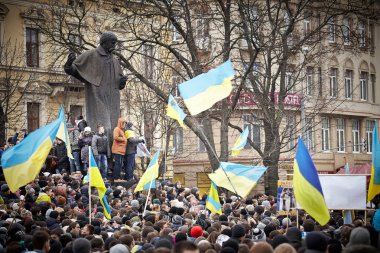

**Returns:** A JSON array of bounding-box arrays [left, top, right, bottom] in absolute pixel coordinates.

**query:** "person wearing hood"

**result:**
[[78, 127, 93, 174], [46, 211, 60, 231], [112, 118, 127, 181], [92, 124, 111, 180], [124, 122, 144, 181]]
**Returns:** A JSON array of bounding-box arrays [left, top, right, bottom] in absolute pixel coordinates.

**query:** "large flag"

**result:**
[[56, 105, 74, 159], [134, 150, 160, 192], [368, 121, 380, 201], [88, 148, 111, 219], [208, 162, 267, 198], [231, 127, 249, 157], [206, 181, 222, 215], [1, 116, 62, 192], [293, 137, 329, 225], [167, 94, 187, 128], [178, 60, 235, 115]]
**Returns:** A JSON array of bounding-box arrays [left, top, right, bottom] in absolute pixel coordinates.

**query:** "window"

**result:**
[[352, 119, 360, 153], [366, 120, 375, 153], [27, 102, 40, 132], [330, 68, 337, 97], [171, 73, 182, 97], [173, 127, 183, 152], [371, 74, 376, 103], [195, 18, 210, 49], [171, 18, 182, 42], [286, 115, 295, 150], [328, 16, 335, 43], [342, 17, 350, 45], [285, 71, 293, 93], [306, 67, 313, 95], [303, 13, 311, 36], [345, 70, 352, 99], [321, 117, 330, 151], [243, 114, 261, 149], [369, 23, 374, 51], [143, 44, 154, 79], [337, 118, 345, 152], [305, 117, 314, 151], [318, 67, 322, 96], [26, 27, 39, 67], [360, 71, 368, 100], [358, 20, 366, 47]]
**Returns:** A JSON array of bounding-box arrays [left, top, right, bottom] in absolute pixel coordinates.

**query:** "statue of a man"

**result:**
[[64, 32, 127, 143]]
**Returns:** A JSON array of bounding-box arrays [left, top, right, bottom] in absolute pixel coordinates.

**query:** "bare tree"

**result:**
[[31, 0, 377, 194]]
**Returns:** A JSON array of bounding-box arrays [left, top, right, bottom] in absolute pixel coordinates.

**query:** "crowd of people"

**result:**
[[0, 117, 379, 253]]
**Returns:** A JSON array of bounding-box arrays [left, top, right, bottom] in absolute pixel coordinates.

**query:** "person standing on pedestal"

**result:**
[[92, 124, 111, 180], [112, 118, 127, 181], [124, 122, 144, 181]]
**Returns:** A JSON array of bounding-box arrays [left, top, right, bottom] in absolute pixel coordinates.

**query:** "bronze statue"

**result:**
[[64, 32, 127, 142]]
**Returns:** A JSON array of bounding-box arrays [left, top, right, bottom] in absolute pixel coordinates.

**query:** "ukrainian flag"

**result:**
[[178, 60, 235, 115], [167, 94, 187, 128], [1, 115, 62, 192], [56, 105, 73, 159], [293, 137, 329, 225], [135, 150, 160, 192], [206, 181, 222, 215], [368, 121, 380, 201], [231, 127, 249, 157], [208, 162, 267, 198], [88, 148, 111, 219]]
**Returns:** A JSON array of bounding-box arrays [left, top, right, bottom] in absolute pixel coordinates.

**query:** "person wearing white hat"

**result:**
[[79, 127, 93, 174]]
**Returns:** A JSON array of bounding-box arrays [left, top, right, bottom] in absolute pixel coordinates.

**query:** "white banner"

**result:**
[[319, 175, 366, 210], [296, 175, 366, 210]]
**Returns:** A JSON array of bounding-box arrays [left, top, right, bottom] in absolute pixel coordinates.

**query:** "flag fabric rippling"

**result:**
[[178, 60, 235, 115], [293, 137, 329, 225], [206, 181, 222, 214], [56, 105, 73, 159], [208, 162, 267, 198], [231, 127, 249, 157], [167, 94, 187, 128], [134, 150, 160, 192], [368, 121, 380, 201]]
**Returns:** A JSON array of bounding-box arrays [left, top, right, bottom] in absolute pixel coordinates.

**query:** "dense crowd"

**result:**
[[0, 117, 379, 253]]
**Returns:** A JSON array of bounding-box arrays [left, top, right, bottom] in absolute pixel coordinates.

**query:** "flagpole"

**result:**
[[88, 148, 92, 224], [163, 118, 168, 180], [296, 209, 299, 228], [143, 171, 155, 216]]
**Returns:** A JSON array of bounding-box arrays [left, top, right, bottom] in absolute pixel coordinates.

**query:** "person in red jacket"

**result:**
[[112, 118, 126, 181]]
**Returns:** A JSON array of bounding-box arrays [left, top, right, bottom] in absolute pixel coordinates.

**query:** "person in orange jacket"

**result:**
[[112, 118, 127, 181]]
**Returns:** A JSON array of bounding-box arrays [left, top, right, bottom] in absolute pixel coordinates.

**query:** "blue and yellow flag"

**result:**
[[88, 148, 111, 219], [178, 60, 235, 115], [293, 137, 329, 225], [231, 127, 249, 157], [135, 150, 160, 192], [1, 115, 62, 192], [368, 121, 380, 201], [56, 105, 73, 159], [206, 181, 222, 215], [208, 162, 267, 198], [167, 94, 187, 128]]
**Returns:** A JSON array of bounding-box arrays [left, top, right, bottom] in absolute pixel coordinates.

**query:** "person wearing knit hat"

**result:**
[[190, 226, 203, 238], [110, 243, 129, 253], [305, 232, 327, 253], [251, 228, 266, 242], [231, 224, 246, 241], [346, 227, 371, 247], [73, 238, 91, 253]]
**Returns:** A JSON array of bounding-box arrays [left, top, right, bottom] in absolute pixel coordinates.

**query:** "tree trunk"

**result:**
[[0, 105, 5, 147], [263, 120, 281, 196]]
